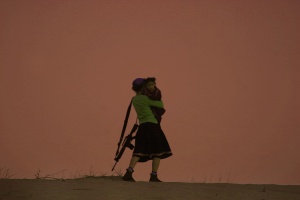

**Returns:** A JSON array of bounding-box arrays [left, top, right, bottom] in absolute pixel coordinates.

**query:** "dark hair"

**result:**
[[132, 78, 145, 92], [132, 84, 144, 92], [145, 77, 156, 83]]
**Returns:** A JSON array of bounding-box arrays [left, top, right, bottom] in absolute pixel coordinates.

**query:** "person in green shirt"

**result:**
[[122, 78, 172, 182]]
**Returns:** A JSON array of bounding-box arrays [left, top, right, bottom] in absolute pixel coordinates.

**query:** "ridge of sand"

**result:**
[[1, 176, 300, 200]]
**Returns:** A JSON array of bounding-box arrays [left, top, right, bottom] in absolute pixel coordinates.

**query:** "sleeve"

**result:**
[[155, 88, 162, 100], [147, 97, 164, 108]]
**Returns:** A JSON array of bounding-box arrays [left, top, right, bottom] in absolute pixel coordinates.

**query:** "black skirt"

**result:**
[[133, 122, 172, 162]]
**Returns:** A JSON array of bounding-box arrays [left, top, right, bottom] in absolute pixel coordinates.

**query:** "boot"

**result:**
[[149, 173, 162, 182], [122, 169, 135, 182]]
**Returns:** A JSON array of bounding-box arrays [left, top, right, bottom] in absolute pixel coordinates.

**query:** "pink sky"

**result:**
[[1, 0, 299, 184]]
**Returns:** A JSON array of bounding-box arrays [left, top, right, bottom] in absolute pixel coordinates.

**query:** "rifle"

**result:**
[[111, 99, 139, 171], [111, 123, 139, 171]]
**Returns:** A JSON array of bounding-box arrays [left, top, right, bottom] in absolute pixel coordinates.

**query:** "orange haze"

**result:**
[[1, 0, 299, 184]]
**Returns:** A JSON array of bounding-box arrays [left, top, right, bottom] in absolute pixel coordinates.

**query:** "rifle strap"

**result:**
[[115, 98, 134, 156], [121, 99, 133, 140]]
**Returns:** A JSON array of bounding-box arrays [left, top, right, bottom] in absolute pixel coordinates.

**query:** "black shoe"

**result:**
[[122, 169, 135, 182], [149, 173, 162, 182]]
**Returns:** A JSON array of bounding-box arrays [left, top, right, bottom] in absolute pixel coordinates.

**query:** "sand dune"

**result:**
[[1, 176, 300, 200]]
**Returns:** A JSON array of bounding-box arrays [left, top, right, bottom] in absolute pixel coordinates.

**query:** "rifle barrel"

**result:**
[[111, 161, 118, 171]]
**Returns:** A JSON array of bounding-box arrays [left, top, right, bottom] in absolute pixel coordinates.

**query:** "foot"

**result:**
[[149, 173, 162, 182], [122, 169, 135, 182]]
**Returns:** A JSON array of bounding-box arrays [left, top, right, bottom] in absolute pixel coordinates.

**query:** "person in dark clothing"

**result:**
[[143, 77, 166, 123], [122, 78, 172, 182]]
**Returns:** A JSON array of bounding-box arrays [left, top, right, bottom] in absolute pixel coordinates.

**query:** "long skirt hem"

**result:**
[[133, 151, 173, 162], [132, 122, 172, 163]]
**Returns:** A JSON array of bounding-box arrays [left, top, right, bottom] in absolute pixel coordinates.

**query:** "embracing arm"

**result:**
[[147, 98, 164, 108]]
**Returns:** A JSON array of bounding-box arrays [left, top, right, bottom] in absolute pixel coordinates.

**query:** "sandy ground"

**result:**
[[0, 176, 300, 200]]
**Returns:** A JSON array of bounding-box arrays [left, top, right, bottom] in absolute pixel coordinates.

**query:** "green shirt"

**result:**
[[132, 95, 164, 124]]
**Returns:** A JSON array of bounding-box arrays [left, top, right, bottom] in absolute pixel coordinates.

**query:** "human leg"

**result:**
[[129, 156, 140, 169], [152, 157, 160, 172], [150, 157, 162, 182], [122, 156, 140, 182]]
